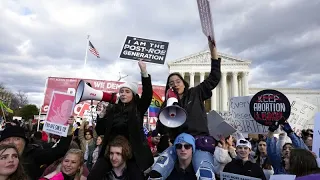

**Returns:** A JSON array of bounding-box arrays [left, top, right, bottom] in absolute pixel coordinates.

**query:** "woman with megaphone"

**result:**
[[87, 60, 154, 180], [149, 36, 221, 180]]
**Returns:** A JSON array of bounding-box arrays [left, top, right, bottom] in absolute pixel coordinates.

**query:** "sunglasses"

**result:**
[[239, 140, 248, 144], [175, 144, 192, 150]]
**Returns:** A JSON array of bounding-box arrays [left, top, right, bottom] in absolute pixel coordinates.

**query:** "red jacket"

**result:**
[[147, 136, 157, 156], [41, 131, 48, 142]]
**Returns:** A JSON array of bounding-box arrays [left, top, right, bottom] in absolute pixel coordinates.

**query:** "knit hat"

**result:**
[[174, 133, 195, 153], [0, 126, 29, 144], [236, 138, 252, 149], [151, 130, 161, 137], [119, 82, 138, 95]]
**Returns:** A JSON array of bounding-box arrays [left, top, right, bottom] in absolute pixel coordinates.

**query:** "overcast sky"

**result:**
[[0, 0, 319, 106]]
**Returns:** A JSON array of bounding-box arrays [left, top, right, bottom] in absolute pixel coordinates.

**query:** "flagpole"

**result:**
[[0, 101, 6, 122], [84, 35, 90, 68], [37, 78, 48, 131]]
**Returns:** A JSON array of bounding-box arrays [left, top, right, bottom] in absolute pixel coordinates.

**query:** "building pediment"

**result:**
[[168, 50, 251, 66]]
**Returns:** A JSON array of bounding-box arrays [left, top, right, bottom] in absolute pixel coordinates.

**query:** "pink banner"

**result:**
[[46, 92, 75, 125], [41, 77, 166, 116], [43, 92, 75, 137]]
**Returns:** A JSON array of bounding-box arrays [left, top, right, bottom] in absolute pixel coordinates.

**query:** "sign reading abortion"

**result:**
[[120, 36, 169, 65], [249, 89, 291, 126]]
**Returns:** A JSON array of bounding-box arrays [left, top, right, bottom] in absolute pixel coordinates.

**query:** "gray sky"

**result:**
[[0, 0, 319, 106]]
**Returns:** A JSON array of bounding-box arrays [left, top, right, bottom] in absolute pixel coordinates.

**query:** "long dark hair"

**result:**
[[160, 72, 189, 110], [156, 73, 189, 137], [0, 144, 27, 180], [165, 73, 189, 96], [255, 139, 272, 170], [288, 149, 320, 177]]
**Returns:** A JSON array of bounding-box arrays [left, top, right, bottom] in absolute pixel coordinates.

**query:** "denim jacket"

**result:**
[[266, 132, 308, 174]]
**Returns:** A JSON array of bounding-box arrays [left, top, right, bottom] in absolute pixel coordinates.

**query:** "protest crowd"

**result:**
[[0, 35, 319, 180], [0, 2, 319, 180]]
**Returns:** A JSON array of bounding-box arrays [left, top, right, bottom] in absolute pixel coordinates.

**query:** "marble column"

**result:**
[[189, 72, 195, 87], [238, 76, 242, 96], [221, 72, 228, 111], [200, 72, 205, 83], [243, 72, 249, 96], [232, 72, 239, 97], [211, 88, 217, 110], [180, 72, 185, 79]]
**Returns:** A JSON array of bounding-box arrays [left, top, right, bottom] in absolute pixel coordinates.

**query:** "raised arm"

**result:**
[[266, 122, 285, 174], [282, 122, 308, 150], [78, 121, 86, 142], [33, 119, 74, 166], [137, 60, 153, 125], [194, 36, 221, 101]]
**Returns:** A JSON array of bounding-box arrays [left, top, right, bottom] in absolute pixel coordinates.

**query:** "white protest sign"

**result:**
[[207, 110, 237, 140], [228, 96, 269, 134], [312, 113, 320, 160], [287, 98, 318, 135], [220, 172, 261, 180], [197, 0, 215, 38], [119, 36, 169, 65], [269, 174, 296, 180]]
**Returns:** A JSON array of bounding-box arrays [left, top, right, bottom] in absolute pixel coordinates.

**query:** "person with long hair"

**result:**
[[92, 135, 104, 166], [0, 144, 26, 180], [78, 121, 97, 170], [88, 60, 154, 180], [285, 149, 320, 179], [150, 37, 221, 179], [40, 149, 86, 180], [255, 139, 273, 179], [0, 118, 74, 179], [267, 121, 309, 174]]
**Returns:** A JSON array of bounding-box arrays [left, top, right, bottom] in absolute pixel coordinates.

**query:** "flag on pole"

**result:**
[[88, 41, 100, 58], [148, 91, 163, 117], [0, 101, 13, 114]]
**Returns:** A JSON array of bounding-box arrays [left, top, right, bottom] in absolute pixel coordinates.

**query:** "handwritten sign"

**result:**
[[220, 172, 261, 180], [197, 0, 215, 38], [250, 89, 291, 126], [229, 96, 269, 134], [119, 36, 169, 65], [288, 98, 318, 135], [43, 91, 74, 137]]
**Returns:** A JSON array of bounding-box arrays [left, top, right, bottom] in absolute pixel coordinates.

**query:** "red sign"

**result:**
[[41, 77, 166, 115]]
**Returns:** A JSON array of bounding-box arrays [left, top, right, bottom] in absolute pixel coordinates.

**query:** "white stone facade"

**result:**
[[168, 50, 320, 112]]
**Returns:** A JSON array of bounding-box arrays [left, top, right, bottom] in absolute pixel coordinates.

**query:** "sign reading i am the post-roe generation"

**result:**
[[119, 36, 169, 65], [249, 89, 291, 126]]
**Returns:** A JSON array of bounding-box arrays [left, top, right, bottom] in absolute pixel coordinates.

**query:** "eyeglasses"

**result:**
[[168, 80, 182, 86], [85, 134, 91, 135], [175, 144, 192, 150]]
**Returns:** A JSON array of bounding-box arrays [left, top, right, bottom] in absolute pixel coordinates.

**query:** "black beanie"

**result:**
[[0, 126, 29, 144]]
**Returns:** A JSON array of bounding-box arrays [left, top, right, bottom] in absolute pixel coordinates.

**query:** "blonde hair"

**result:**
[[57, 149, 84, 180]]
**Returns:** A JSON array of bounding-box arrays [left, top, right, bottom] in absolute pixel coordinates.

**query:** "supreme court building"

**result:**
[[168, 50, 320, 112]]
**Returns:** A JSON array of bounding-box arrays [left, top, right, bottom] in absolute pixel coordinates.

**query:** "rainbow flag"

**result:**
[[148, 91, 163, 117]]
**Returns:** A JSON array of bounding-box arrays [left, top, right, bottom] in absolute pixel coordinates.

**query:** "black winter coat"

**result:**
[[223, 159, 267, 180], [22, 135, 73, 179], [88, 75, 154, 180], [157, 59, 221, 139]]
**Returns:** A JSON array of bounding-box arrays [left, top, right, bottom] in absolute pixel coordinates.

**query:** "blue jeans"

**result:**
[[152, 146, 216, 179]]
